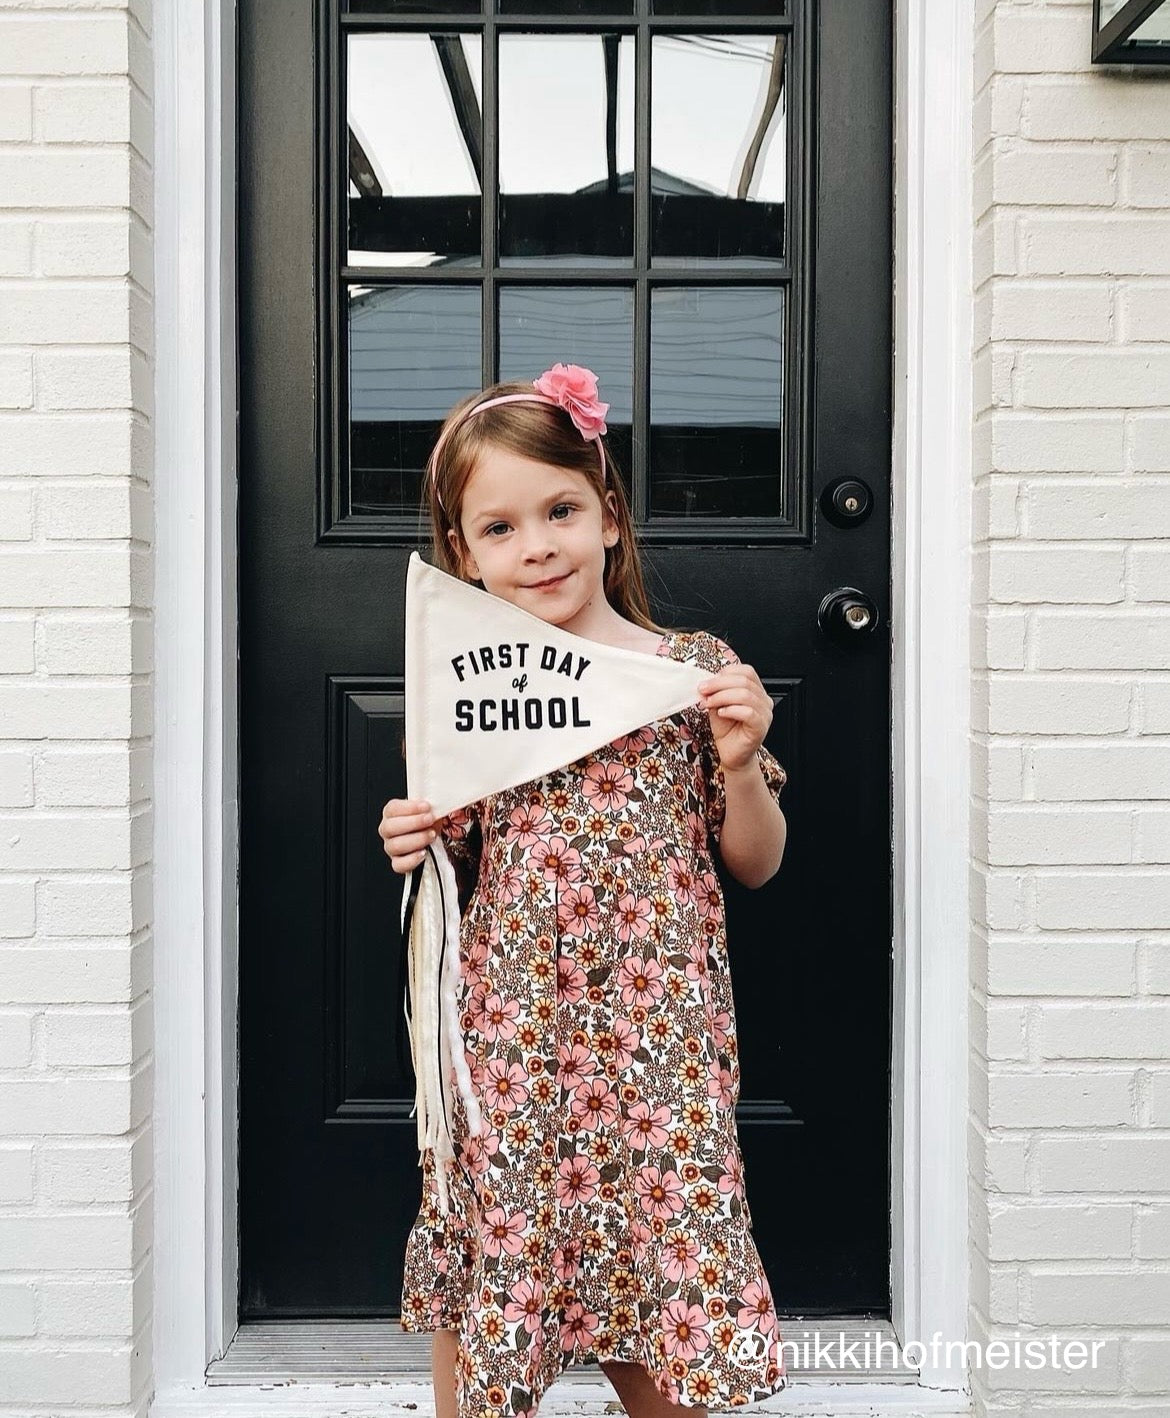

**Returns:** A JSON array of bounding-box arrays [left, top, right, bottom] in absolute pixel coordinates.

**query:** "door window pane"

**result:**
[[348, 284, 482, 513], [651, 33, 786, 267], [499, 33, 635, 266], [649, 285, 784, 518], [347, 33, 483, 268], [499, 285, 635, 480]]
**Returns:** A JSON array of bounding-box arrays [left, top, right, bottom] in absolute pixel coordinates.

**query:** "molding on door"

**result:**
[[890, 0, 974, 1392], [153, 0, 239, 1392], [151, 0, 974, 1403]]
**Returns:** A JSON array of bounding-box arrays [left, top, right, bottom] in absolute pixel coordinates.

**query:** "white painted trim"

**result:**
[[890, 0, 974, 1393], [149, 0, 975, 1407], [152, 0, 239, 1399]]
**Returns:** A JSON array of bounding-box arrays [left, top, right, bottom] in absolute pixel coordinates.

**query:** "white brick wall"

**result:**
[[971, 4, 1170, 1416], [0, 1, 153, 1414]]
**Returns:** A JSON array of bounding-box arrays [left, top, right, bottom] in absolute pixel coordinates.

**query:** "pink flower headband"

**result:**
[[428, 363, 610, 513]]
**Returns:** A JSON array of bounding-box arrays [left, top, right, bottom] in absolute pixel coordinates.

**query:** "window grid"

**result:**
[[324, 0, 807, 542]]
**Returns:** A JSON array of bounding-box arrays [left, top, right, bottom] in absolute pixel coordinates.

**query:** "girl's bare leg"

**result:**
[[433, 1327, 459, 1418], [599, 1360, 707, 1418]]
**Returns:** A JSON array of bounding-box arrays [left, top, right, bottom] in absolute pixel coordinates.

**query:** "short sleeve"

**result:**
[[694, 635, 788, 846], [438, 801, 482, 893]]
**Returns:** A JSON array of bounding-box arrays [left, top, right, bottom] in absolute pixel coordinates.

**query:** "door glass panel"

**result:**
[[499, 285, 635, 481], [651, 33, 786, 267], [499, 33, 635, 266], [347, 32, 483, 269], [348, 283, 482, 513], [649, 285, 784, 518]]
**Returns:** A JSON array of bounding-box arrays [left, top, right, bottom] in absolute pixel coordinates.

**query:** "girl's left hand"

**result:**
[[697, 663, 773, 772]]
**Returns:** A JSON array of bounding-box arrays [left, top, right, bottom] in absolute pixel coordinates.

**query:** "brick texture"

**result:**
[[0, 1, 153, 1413], [971, 4, 1170, 1417]]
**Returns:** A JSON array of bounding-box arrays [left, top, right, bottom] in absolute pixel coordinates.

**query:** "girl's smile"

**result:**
[[449, 443, 631, 644]]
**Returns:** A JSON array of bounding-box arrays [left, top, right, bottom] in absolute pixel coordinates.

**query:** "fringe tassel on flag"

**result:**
[[399, 837, 485, 1216]]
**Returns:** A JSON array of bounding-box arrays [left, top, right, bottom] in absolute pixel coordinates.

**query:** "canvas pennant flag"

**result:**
[[403, 551, 708, 820], [398, 552, 709, 1212]]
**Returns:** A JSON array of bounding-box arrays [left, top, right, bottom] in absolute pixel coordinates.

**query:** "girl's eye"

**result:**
[[551, 503, 575, 521], [486, 522, 509, 536]]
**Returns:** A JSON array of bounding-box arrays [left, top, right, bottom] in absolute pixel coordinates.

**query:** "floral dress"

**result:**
[[399, 629, 791, 1418]]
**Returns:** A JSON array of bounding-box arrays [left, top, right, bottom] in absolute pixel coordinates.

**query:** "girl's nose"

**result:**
[[520, 528, 557, 561]]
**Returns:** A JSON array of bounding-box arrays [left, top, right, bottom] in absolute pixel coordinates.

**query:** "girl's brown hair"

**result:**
[[426, 380, 666, 633]]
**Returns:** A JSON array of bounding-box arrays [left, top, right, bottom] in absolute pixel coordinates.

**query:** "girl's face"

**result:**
[[449, 441, 621, 626]]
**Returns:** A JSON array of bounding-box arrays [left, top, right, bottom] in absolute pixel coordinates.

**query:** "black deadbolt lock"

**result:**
[[820, 477, 873, 528], [818, 587, 879, 646]]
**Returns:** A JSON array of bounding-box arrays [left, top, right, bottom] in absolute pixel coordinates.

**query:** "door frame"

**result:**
[[150, 0, 973, 1402]]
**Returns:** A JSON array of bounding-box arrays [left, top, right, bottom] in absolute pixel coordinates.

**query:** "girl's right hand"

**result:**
[[378, 797, 440, 874]]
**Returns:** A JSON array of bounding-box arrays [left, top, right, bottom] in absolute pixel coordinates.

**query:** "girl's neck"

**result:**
[[551, 591, 663, 654]]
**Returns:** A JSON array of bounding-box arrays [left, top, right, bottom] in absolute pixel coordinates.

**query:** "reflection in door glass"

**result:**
[[346, 33, 483, 269], [649, 286, 784, 518], [499, 33, 635, 266], [499, 285, 635, 478], [651, 33, 786, 266], [347, 284, 482, 514]]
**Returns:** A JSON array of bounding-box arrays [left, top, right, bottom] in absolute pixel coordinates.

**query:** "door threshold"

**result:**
[[200, 1317, 951, 1394]]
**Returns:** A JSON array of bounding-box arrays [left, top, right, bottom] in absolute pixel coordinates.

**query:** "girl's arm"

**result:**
[[697, 647, 788, 890], [716, 760, 787, 889]]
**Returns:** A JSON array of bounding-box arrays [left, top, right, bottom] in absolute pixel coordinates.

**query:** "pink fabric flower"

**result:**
[[532, 363, 609, 441], [661, 1299, 711, 1361], [557, 1153, 601, 1208]]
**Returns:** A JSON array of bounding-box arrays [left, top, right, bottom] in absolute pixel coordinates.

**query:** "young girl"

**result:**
[[380, 364, 791, 1418]]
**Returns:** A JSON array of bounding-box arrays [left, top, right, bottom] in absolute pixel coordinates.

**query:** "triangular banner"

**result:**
[[404, 552, 708, 819]]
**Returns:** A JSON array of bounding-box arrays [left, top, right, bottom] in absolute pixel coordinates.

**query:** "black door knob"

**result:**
[[817, 587, 879, 646]]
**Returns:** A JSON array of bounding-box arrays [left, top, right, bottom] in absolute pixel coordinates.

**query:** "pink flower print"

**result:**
[[614, 894, 654, 944], [497, 863, 526, 903], [531, 835, 583, 885], [685, 810, 708, 854], [634, 1164, 685, 1221], [620, 1100, 672, 1153], [559, 1298, 602, 1352], [706, 1060, 735, 1110], [556, 1039, 596, 1091], [661, 1228, 701, 1284], [695, 870, 723, 921], [571, 1077, 620, 1131], [666, 856, 696, 906], [661, 1299, 711, 1362], [595, 1015, 638, 1070], [483, 1057, 529, 1112], [558, 883, 600, 937], [553, 1237, 583, 1283], [504, 1276, 545, 1336], [710, 1007, 731, 1050], [611, 724, 656, 754], [718, 1146, 746, 1199], [461, 1129, 499, 1178], [617, 954, 664, 1007], [475, 990, 520, 1044], [555, 955, 587, 1005], [505, 801, 553, 847], [737, 1280, 778, 1336], [480, 1204, 528, 1257], [581, 760, 634, 812], [557, 1153, 601, 1208]]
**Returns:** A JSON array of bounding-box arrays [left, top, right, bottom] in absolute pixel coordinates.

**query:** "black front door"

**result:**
[[238, 0, 891, 1320]]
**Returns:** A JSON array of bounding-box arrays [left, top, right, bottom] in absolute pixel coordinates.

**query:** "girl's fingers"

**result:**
[[382, 825, 438, 853], [702, 687, 763, 707], [389, 846, 431, 874], [379, 806, 435, 838]]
